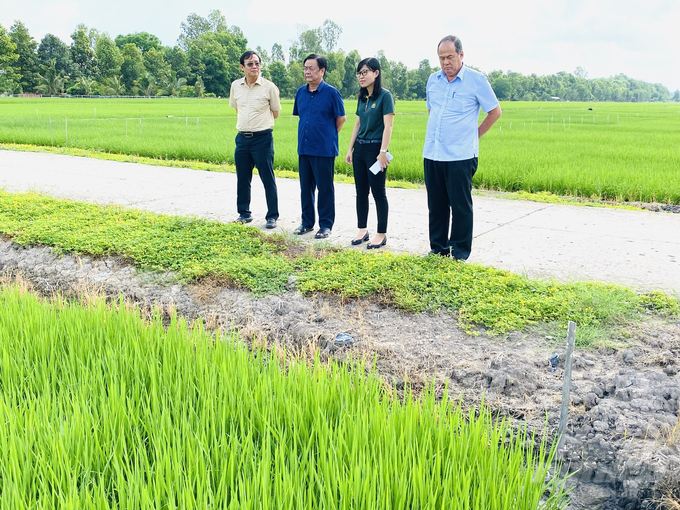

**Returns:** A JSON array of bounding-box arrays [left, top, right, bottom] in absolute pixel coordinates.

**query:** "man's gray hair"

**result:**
[[438, 35, 463, 54]]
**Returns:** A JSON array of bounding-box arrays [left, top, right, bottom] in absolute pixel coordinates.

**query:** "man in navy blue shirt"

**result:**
[[424, 35, 501, 260], [293, 54, 346, 239]]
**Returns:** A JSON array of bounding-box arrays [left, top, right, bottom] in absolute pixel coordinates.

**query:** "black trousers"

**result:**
[[353, 142, 388, 234], [298, 155, 335, 230], [424, 157, 478, 260], [234, 131, 278, 221]]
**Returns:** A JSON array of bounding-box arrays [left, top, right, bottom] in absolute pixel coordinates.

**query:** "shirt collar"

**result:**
[[437, 64, 466, 83], [240, 75, 263, 86], [307, 79, 327, 93]]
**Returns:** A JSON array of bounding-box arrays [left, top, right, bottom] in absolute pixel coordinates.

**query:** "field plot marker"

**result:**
[[558, 321, 576, 452], [125, 119, 128, 136], [65, 118, 68, 145], [139, 118, 142, 135], [49, 118, 53, 146]]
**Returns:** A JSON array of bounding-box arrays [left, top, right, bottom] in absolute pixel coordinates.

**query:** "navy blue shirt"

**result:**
[[293, 80, 346, 157]]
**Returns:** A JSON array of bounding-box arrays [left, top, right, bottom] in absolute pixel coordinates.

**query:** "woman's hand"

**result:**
[[377, 151, 389, 171], [345, 150, 353, 165]]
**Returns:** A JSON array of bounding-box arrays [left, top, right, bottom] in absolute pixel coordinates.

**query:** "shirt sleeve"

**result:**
[[292, 88, 299, 116], [382, 91, 395, 115], [332, 88, 345, 118], [229, 82, 237, 108], [270, 83, 282, 112], [476, 74, 500, 114]]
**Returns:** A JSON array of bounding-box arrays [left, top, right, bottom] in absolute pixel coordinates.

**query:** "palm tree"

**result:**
[[79, 77, 95, 95], [35, 60, 67, 96], [163, 70, 187, 97], [100, 76, 126, 96]]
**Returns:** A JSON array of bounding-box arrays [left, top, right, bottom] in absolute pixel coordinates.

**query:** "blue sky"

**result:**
[[2, 0, 679, 92]]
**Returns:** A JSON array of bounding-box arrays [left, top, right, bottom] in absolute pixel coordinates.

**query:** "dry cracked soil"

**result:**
[[1, 238, 679, 510]]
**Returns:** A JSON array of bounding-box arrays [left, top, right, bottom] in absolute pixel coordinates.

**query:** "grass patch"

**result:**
[[1, 190, 677, 337], [2, 98, 680, 203], [0, 285, 570, 509]]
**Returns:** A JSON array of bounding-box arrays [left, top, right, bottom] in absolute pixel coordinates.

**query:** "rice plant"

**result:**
[[0, 285, 569, 509]]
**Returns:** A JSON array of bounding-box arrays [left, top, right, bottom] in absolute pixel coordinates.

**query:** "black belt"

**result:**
[[356, 138, 382, 144], [239, 129, 272, 138]]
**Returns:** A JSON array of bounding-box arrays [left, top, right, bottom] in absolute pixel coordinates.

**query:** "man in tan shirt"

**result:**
[[229, 50, 282, 228]]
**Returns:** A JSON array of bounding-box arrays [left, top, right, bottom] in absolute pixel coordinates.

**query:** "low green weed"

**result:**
[[1, 190, 677, 337]]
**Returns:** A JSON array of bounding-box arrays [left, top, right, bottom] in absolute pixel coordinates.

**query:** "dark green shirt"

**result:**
[[355, 89, 395, 141]]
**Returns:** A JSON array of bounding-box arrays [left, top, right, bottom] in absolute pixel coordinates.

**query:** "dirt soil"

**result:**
[[1, 238, 679, 510]]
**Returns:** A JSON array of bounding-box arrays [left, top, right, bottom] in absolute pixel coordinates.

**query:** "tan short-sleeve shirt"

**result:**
[[229, 76, 282, 132]]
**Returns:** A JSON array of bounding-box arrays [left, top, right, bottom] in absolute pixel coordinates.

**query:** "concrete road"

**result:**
[[1, 150, 678, 294]]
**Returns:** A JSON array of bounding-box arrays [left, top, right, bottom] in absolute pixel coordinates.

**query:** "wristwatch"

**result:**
[[380, 149, 388, 153]]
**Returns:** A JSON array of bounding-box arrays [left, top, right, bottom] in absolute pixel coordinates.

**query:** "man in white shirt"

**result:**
[[229, 50, 282, 229]]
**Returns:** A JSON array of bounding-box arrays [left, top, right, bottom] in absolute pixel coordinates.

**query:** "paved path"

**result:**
[[1, 150, 679, 294]]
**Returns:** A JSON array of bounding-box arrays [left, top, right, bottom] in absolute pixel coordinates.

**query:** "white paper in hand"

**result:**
[[369, 152, 393, 175]]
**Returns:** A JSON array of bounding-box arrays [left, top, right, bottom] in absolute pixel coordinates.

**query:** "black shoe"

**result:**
[[351, 232, 369, 246], [294, 224, 314, 235], [315, 228, 331, 239], [265, 218, 277, 229], [235, 214, 253, 224], [425, 249, 450, 257], [367, 236, 387, 250]]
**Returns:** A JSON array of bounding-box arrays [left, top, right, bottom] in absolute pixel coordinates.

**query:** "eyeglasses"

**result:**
[[245, 62, 261, 68], [357, 69, 372, 77], [303, 66, 318, 72]]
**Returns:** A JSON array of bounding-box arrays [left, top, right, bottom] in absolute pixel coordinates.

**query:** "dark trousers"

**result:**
[[298, 155, 335, 230], [353, 142, 388, 233], [424, 157, 478, 260], [234, 131, 278, 220]]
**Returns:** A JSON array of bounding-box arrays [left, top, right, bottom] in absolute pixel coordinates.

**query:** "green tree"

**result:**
[[9, 21, 39, 93], [35, 59, 67, 95], [70, 26, 97, 78], [178, 10, 231, 49], [271, 43, 284, 63], [120, 43, 144, 93], [341, 49, 360, 98], [673, 90, 680, 102], [37, 34, 72, 77], [390, 61, 409, 99], [162, 70, 187, 97], [287, 61, 305, 93], [187, 31, 246, 96], [491, 76, 512, 100], [0, 24, 20, 93], [100, 75, 125, 96], [194, 75, 204, 97], [115, 32, 161, 53], [78, 76, 95, 95], [288, 20, 341, 62], [324, 50, 345, 90], [164, 46, 189, 79], [268, 61, 290, 97], [95, 33, 122, 79], [143, 47, 171, 85]]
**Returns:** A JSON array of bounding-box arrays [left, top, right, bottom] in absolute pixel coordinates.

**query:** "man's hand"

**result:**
[[478, 106, 502, 138]]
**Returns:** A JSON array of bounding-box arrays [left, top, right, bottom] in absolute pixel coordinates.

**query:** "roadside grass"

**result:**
[[0, 285, 570, 509], [1, 190, 678, 337]]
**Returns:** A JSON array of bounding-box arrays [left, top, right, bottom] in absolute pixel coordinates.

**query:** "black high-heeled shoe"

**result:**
[[366, 236, 387, 250], [351, 232, 369, 246]]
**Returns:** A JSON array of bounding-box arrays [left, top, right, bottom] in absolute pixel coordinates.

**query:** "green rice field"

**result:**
[[0, 285, 569, 509], [1, 97, 679, 203]]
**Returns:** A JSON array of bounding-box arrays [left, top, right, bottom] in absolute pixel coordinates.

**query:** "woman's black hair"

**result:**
[[357, 57, 382, 102]]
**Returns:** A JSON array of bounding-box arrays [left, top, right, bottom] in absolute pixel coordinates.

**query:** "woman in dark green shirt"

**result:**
[[345, 57, 395, 249]]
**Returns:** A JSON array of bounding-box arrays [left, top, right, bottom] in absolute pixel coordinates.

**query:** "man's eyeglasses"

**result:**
[[245, 62, 261, 68], [303, 66, 318, 72], [357, 69, 371, 77]]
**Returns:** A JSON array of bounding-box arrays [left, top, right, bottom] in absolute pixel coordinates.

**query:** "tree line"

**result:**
[[1, 13, 677, 101]]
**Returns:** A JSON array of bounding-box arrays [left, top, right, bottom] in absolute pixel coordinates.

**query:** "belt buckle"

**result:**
[[243, 132, 254, 138]]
